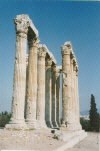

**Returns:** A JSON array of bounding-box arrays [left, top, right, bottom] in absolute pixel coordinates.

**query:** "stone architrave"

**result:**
[[25, 37, 40, 128], [51, 65, 58, 127], [45, 58, 53, 128], [56, 68, 61, 126], [6, 16, 29, 129], [61, 44, 72, 129], [37, 45, 47, 128]]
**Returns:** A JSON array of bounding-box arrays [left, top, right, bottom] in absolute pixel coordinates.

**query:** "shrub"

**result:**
[[0, 111, 11, 127]]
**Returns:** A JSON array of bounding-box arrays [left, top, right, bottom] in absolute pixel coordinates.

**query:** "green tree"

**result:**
[[89, 94, 99, 131], [80, 117, 90, 131], [0, 111, 11, 127]]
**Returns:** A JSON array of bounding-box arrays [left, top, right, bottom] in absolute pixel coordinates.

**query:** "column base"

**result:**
[[37, 120, 47, 128], [67, 123, 77, 131], [66, 123, 82, 131], [25, 119, 38, 128], [52, 121, 58, 127], [5, 118, 27, 129], [46, 121, 53, 128], [75, 123, 82, 130]]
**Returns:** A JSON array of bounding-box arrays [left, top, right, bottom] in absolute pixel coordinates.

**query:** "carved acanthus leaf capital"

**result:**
[[61, 45, 70, 56], [28, 37, 40, 47], [38, 46, 47, 58], [14, 18, 29, 34]]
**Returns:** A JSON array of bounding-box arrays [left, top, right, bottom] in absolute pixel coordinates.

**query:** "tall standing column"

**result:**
[[25, 37, 40, 128], [6, 17, 28, 129], [37, 46, 47, 128], [56, 70, 61, 126], [76, 68, 82, 130], [70, 56, 75, 129], [61, 45, 72, 129], [73, 63, 77, 129], [52, 65, 58, 127], [24, 54, 29, 119], [45, 58, 53, 128]]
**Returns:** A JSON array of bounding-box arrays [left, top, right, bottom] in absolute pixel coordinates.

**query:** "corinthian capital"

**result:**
[[38, 45, 47, 58], [14, 18, 29, 34], [61, 45, 70, 56], [28, 37, 40, 47]]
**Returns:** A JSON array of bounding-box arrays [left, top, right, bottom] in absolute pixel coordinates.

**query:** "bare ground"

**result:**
[[0, 129, 99, 151]]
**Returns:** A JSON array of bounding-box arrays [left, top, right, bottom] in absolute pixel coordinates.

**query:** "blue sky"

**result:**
[[0, 1, 100, 114]]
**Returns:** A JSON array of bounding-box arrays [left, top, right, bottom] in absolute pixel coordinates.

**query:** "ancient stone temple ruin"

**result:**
[[5, 14, 82, 131]]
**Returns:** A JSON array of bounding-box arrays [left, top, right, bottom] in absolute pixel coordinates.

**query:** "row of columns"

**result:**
[[6, 14, 82, 131], [5, 15, 61, 129]]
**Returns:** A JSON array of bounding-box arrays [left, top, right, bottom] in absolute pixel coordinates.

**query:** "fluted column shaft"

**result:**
[[56, 72, 60, 126], [37, 46, 47, 128], [25, 37, 39, 128], [70, 57, 75, 126], [45, 59, 53, 128], [61, 46, 72, 129], [76, 70, 82, 130], [6, 19, 28, 129], [52, 65, 58, 127], [24, 54, 29, 119], [73, 64, 77, 126]]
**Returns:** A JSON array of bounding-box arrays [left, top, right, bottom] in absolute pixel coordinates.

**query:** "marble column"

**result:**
[[73, 62, 77, 128], [24, 54, 29, 119], [25, 37, 40, 128], [76, 68, 82, 130], [61, 45, 72, 129], [37, 46, 47, 128], [70, 55, 75, 129], [52, 65, 58, 127], [6, 18, 28, 129], [56, 70, 61, 126], [45, 58, 53, 128]]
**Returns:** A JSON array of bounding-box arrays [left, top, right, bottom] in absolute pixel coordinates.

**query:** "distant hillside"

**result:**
[[80, 108, 100, 116]]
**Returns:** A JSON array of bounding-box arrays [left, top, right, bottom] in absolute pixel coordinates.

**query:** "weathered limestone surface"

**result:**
[[56, 66, 62, 126], [52, 65, 58, 127], [61, 44, 72, 129], [45, 58, 53, 128], [24, 54, 29, 119], [61, 42, 82, 131], [6, 15, 29, 128], [6, 14, 82, 133], [76, 68, 82, 130], [25, 37, 40, 128], [37, 45, 47, 128], [73, 61, 77, 128], [70, 56, 76, 129]]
